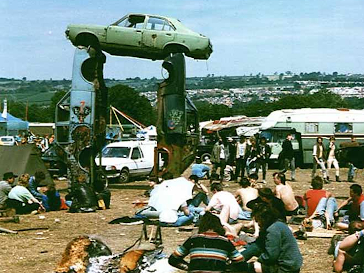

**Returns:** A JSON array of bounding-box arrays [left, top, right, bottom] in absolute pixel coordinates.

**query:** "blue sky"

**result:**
[[1, 0, 363, 80]]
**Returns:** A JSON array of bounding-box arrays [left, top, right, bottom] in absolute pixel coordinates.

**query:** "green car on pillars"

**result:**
[[65, 13, 213, 60]]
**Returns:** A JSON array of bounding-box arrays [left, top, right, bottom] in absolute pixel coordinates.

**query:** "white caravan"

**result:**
[[261, 108, 364, 164]]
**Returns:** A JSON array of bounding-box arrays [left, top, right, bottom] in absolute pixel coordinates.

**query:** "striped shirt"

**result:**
[[170, 232, 244, 272]]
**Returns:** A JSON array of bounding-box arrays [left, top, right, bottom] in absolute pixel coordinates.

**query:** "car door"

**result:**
[[107, 15, 146, 48], [142, 16, 175, 50], [131, 147, 151, 176]]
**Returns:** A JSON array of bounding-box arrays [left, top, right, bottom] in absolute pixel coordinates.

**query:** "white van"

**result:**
[[95, 140, 156, 182]]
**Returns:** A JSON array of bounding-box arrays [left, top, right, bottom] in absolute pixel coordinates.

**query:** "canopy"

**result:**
[[0, 113, 29, 135]]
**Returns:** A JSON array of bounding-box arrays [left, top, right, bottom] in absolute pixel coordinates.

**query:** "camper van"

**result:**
[[261, 108, 364, 164]]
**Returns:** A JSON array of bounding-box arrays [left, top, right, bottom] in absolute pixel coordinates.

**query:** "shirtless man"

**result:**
[[273, 172, 299, 216], [206, 183, 242, 231], [235, 177, 258, 220]]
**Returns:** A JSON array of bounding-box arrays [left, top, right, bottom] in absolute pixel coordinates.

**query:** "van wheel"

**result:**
[[119, 169, 129, 183], [201, 153, 211, 162]]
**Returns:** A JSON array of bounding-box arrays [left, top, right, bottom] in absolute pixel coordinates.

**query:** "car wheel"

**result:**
[[201, 153, 211, 162], [119, 169, 129, 183], [76, 34, 100, 50]]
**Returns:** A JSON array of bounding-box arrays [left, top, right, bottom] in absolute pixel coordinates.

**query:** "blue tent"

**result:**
[[0, 113, 29, 135]]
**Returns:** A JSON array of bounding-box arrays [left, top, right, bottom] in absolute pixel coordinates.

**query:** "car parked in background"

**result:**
[[95, 140, 156, 183], [65, 13, 213, 60], [0, 136, 16, 146]]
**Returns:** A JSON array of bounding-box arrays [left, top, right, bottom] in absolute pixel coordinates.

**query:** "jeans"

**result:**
[[235, 157, 247, 180], [315, 197, 338, 224], [256, 161, 268, 180], [282, 157, 296, 179], [211, 159, 226, 181], [312, 158, 327, 179], [348, 163, 356, 180], [238, 208, 252, 220], [187, 192, 209, 207]]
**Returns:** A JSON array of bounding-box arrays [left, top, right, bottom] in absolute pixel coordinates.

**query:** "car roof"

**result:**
[[121, 13, 197, 35], [105, 141, 140, 148]]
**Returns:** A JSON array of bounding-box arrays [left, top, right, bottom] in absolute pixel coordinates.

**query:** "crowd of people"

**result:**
[[1, 131, 363, 272], [0, 171, 66, 215], [209, 134, 360, 185], [165, 148, 363, 272]]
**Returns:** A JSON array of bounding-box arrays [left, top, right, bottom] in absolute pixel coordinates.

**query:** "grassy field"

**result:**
[[0, 167, 362, 272]]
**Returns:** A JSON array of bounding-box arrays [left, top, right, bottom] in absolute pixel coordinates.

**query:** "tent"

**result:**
[[0, 144, 53, 185], [0, 113, 29, 136]]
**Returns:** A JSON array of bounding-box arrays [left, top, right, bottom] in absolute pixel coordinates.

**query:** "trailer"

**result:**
[[261, 108, 364, 164]]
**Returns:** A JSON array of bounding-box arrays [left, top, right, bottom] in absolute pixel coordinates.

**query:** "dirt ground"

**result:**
[[0, 166, 363, 273]]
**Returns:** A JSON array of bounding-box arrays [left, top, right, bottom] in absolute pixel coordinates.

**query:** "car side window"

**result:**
[[118, 15, 145, 29], [146, 17, 174, 31], [131, 147, 142, 159]]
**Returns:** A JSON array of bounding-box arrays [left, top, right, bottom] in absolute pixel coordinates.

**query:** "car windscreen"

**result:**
[[1, 137, 13, 142], [102, 147, 131, 158]]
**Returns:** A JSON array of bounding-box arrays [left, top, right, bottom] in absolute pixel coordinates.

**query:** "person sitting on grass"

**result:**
[[333, 227, 364, 273], [205, 182, 243, 232], [273, 172, 299, 216], [248, 173, 260, 189], [335, 184, 364, 231], [168, 211, 246, 272], [39, 183, 63, 211], [191, 157, 210, 180], [28, 171, 47, 202], [7, 174, 45, 214], [241, 203, 303, 273], [235, 177, 258, 220], [304, 176, 338, 229]]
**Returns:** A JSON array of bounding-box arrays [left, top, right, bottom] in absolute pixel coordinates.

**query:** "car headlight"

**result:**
[[65, 29, 70, 38]]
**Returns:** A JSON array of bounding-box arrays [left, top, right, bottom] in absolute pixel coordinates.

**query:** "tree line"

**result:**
[[3, 85, 364, 126]]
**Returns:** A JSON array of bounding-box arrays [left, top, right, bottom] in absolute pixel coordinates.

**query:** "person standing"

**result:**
[[280, 133, 296, 181], [256, 137, 271, 184], [0, 172, 17, 209], [312, 137, 328, 183], [340, 136, 360, 182], [235, 135, 248, 181], [246, 137, 258, 176], [326, 136, 341, 182], [210, 138, 226, 182], [41, 134, 50, 153]]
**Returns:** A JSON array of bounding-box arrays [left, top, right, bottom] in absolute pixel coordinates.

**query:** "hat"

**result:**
[[246, 197, 263, 210], [3, 172, 18, 180]]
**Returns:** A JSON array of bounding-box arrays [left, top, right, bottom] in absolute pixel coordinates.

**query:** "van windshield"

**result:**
[[102, 147, 130, 158]]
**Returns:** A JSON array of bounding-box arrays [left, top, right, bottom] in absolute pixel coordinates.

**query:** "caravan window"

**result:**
[[335, 123, 353, 134], [305, 123, 318, 133]]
